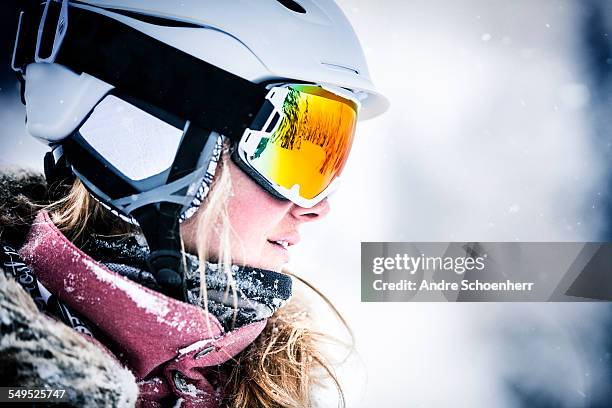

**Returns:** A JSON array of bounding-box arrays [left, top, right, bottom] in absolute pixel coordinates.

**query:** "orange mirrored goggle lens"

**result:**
[[250, 85, 358, 200]]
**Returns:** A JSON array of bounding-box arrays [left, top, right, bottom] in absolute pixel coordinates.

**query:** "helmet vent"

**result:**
[[321, 62, 360, 75], [275, 0, 307, 14]]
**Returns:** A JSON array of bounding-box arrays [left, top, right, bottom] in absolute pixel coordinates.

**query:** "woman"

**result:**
[[1, 0, 387, 406]]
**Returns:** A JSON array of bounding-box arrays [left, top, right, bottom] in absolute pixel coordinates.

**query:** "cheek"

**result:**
[[227, 195, 269, 240], [226, 161, 289, 260]]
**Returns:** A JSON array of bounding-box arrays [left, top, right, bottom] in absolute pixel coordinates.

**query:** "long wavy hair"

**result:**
[[47, 147, 353, 407]]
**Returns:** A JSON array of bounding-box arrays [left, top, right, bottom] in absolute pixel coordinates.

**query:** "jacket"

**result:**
[[0, 171, 267, 407]]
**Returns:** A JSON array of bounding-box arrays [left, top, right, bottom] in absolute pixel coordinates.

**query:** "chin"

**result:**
[[233, 253, 286, 272], [228, 240, 292, 271], [254, 260, 286, 272]]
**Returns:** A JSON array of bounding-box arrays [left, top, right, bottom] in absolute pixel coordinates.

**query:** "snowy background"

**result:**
[[1, 1, 612, 407]]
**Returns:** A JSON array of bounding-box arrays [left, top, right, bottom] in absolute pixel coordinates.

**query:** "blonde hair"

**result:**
[[49, 151, 352, 407]]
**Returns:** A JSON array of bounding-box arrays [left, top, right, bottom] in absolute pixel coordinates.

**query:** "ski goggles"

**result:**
[[233, 84, 360, 208], [71, 84, 359, 214]]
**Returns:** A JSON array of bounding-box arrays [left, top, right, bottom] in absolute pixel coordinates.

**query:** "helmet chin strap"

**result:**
[[126, 125, 220, 300], [131, 202, 185, 300]]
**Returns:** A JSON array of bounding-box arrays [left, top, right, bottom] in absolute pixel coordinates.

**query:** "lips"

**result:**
[[267, 233, 300, 250], [269, 240, 290, 250]]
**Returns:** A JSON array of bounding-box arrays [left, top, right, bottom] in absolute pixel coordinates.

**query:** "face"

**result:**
[[181, 157, 330, 271]]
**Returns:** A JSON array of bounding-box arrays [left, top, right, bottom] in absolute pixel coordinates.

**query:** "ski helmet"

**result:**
[[12, 0, 388, 299]]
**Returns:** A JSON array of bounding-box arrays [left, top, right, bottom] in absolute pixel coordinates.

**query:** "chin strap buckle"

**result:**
[[148, 249, 184, 300]]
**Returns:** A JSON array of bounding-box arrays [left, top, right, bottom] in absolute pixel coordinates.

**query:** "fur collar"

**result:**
[[0, 169, 53, 248], [0, 269, 138, 406]]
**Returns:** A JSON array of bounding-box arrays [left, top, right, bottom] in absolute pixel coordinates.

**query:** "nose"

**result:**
[[290, 198, 330, 222]]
